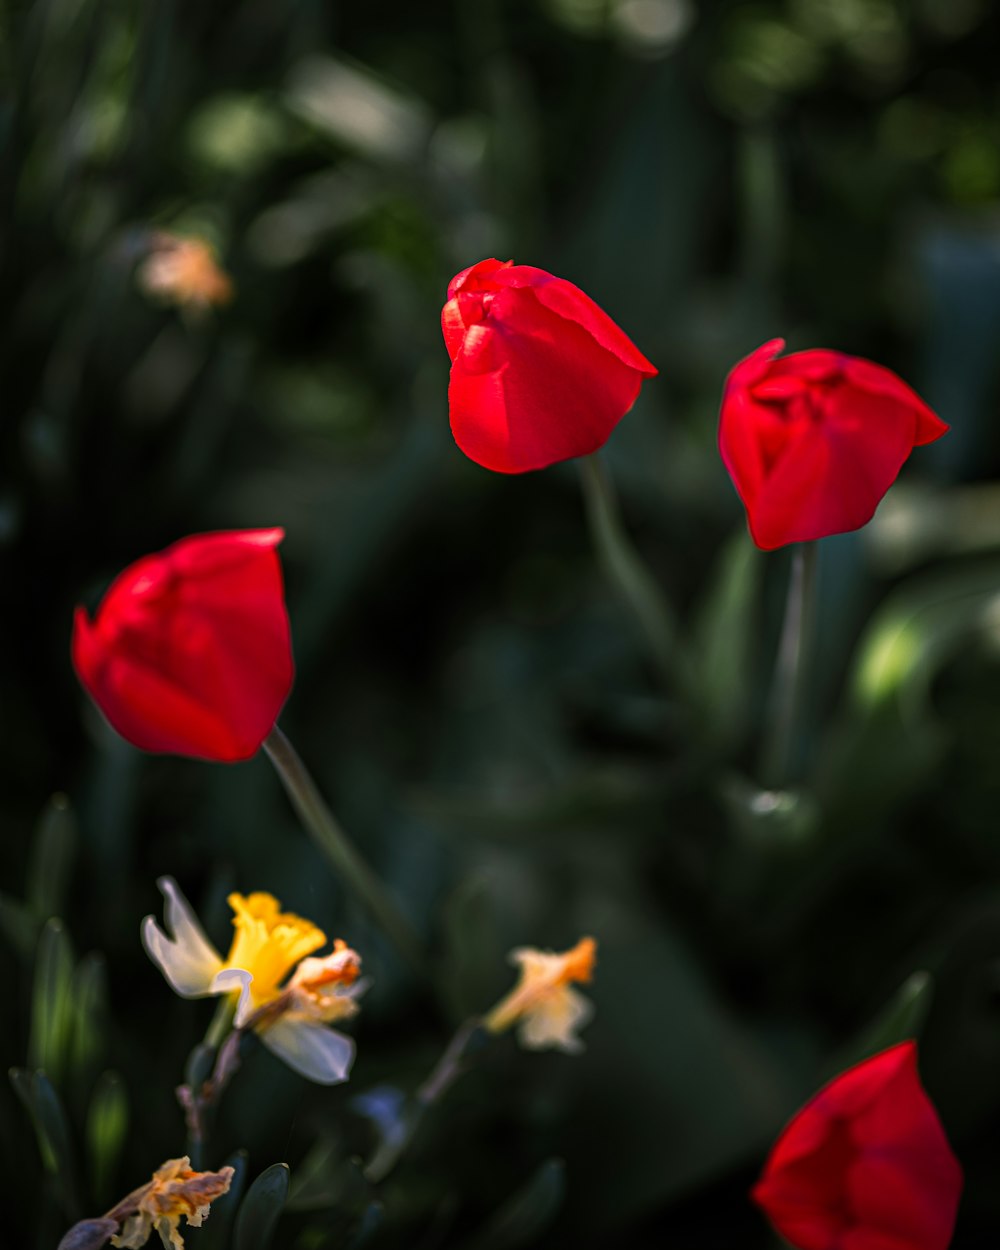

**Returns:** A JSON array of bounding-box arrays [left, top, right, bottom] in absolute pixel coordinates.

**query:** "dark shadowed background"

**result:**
[[3, 1, 1000, 1246]]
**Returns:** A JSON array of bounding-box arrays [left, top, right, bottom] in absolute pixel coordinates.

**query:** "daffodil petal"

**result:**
[[141, 877, 224, 997], [259, 1018, 356, 1084], [517, 986, 594, 1054], [211, 968, 254, 1025]]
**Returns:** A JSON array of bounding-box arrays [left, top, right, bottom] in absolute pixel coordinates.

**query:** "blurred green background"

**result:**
[[4, 0, 1000, 1246]]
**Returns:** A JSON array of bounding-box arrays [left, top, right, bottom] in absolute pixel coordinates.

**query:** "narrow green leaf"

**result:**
[[10, 1067, 81, 1218], [86, 1071, 128, 1203], [28, 793, 78, 921], [234, 1162, 289, 1250], [197, 1150, 247, 1250], [345, 1200, 384, 1249], [0, 889, 39, 959], [693, 534, 761, 745], [28, 918, 75, 1083], [286, 1136, 342, 1212], [9, 1068, 47, 1160], [34, 1071, 82, 1217], [71, 953, 108, 1083], [831, 971, 934, 1077], [466, 1158, 565, 1250]]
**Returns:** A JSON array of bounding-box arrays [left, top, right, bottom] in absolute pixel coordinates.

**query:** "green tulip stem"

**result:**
[[761, 542, 818, 788], [263, 726, 423, 977], [579, 454, 695, 709]]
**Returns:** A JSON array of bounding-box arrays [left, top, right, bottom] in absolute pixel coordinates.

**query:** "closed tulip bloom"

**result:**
[[719, 339, 948, 550], [442, 258, 657, 473], [73, 529, 293, 762], [753, 1041, 962, 1250]]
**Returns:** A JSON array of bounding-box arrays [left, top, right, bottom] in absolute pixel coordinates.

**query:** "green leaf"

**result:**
[[830, 971, 934, 1077], [71, 953, 108, 1084], [465, 1159, 565, 1250], [86, 1071, 128, 1203], [345, 1200, 384, 1249], [10, 1067, 81, 1219], [692, 533, 762, 745], [28, 918, 75, 1085], [0, 889, 39, 959], [234, 1162, 289, 1250], [286, 1136, 342, 1212], [28, 793, 78, 921], [197, 1150, 247, 1250]]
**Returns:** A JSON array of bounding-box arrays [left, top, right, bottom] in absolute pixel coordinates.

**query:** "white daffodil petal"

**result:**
[[159, 876, 224, 968], [211, 968, 254, 1025], [141, 913, 223, 998], [260, 1018, 356, 1085]]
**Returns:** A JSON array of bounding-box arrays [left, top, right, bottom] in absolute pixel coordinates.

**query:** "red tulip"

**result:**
[[73, 529, 294, 762], [753, 1041, 962, 1250], [442, 258, 657, 473], [719, 339, 948, 550]]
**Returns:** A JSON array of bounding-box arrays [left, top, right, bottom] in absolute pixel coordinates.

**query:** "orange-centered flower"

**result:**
[[142, 879, 364, 1083], [484, 936, 596, 1053], [110, 1156, 234, 1250], [137, 232, 234, 310]]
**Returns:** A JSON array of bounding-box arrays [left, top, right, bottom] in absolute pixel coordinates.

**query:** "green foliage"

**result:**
[[234, 1163, 290, 1250]]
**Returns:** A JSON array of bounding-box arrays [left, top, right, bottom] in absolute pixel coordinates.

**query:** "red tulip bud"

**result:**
[[73, 529, 294, 762], [442, 258, 657, 473], [719, 339, 948, 550], [753, 1041, 963, 1250]]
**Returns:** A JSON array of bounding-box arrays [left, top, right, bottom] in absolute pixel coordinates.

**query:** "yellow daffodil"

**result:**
[[142, 878, 364, 1083], [137, 233, 234, 309], [483, 936, 596, 1054], [110, 1156, 233, 1250]]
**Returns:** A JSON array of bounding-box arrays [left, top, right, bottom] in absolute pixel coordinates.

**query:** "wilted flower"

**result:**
[[442, 259, 657, 473], [484, 936, 596, 1053], [753, 1041, 963, 1250], [718, 339, 948, 550], [72, 529, 294, 762], [137, 232, 234, 309], [110, 1156, 233, 1250], [143, 878, 364, 1084]]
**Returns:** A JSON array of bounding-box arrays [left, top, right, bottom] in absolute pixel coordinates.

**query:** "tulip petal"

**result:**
[[72, 529, 294, 761], [443, 259, 656, 473], [142, 877, 223, 998], [719, 342, 948, 549], [499, 265, 658, 375], [258, 1018, 356, 1085], [449, 285, 647, 473], [753, 1042, 962, 1250]]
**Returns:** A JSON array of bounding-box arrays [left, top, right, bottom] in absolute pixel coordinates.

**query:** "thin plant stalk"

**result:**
[[578, 454, 696, 709], [760, 542, 818, 788], [364, 1018, 486, 1183], [262, 726, 422, 977]]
